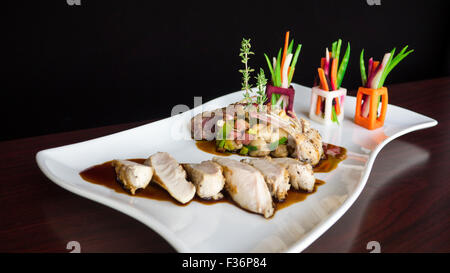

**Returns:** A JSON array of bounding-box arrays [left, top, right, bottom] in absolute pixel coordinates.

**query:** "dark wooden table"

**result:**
[[1, 77, 449, 253]]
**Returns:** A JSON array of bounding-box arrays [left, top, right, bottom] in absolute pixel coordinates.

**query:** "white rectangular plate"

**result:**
[[36, 83, 437, 252]]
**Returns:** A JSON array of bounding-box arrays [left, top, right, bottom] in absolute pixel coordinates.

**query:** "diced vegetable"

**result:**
[[239, 146, 249, 155], [224, 140, 235, 151], [217, 139, 225, 148], [247, 145, 258, 151], [278, 136, 288, 144], [269, 137, 288, 151]]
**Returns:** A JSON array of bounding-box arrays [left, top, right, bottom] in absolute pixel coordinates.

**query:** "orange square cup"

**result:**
[[354, 87, 388, 130]]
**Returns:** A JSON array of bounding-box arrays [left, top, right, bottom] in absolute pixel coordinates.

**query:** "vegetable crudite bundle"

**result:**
[[355, 45, 414, 130], [309, 39, 350, 125], [264, 31, 302, 116]]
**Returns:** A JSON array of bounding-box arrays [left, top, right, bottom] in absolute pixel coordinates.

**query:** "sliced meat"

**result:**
[[112, 160, 153, 195], [182, 161, 225, 200], [241, 157, 290, 201], [288, 127, 324, 166], [212, 157, 274, 218], [271, 157, 315, 192], [144, 152, 196, 204]]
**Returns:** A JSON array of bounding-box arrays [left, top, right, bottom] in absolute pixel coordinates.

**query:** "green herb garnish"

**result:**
[[255, 68, 268, 107], [239, 38, 255, 104], [238, 38, 267, 108]]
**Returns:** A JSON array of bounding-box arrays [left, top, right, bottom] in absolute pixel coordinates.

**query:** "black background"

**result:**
[[3, 0, 449, 141]]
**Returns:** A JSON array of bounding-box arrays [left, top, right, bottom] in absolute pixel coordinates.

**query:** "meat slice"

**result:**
[[271, 158, 316, 192], [241, 157, 290, 201], [112, 160, 153, 195], [212, 157, 274, 218], [144, 152, 196, 204], [287, 127, 324, 166], [182, 161, 225, 200]]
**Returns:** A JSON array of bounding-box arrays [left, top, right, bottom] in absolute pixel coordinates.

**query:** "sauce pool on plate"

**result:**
[[79, 143, 346, 214]]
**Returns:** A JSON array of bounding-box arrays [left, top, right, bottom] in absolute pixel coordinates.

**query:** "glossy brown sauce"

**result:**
[[79, 159, 327, 212], [196, 141, 347, 173], [276, 180, 325, 210], [79, 159, 229, 207], [314, 143, 347, 173], [195, 140, 232, 156]]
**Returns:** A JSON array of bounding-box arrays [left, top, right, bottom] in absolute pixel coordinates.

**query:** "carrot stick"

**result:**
[[280, 31, 290, 84], [317, 68, 329, 115], [330, 59, 342, 115], [321, 57, 325, 69], [335, 97, 341, 115], [330, 58, 338, 91], [318, 68, 329, 91], [372, 61, 380, 72], [329, 58, 341, 115], [316, 96, 322, 115]]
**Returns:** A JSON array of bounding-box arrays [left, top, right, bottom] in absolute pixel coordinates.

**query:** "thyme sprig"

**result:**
[[239, 38, 254, 103], [239, 38, 267, 108], [255, 68, 268, 107]]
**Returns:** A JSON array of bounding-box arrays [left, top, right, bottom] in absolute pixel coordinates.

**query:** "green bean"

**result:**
[[287, 39, 294, 55], [331, 41, 337, 58], [337, 42, 350, 88], [275, 48, 282, 87], [264, 53, 275, 84], [336, 39, 342, 61], [378, 47, 413, 88], [288, 44, 302, 84], [377, 47, 395, 88], [360, 49, 367, 86]]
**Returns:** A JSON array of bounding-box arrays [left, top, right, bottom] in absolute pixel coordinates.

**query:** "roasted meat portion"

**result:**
[[182, 160, 225, 200], [271, 157, 316, 192], [212, 157, 274, 218], [144, 152, 196, 204], [112, 160, 153, 195], [241, 157, 290, 201]]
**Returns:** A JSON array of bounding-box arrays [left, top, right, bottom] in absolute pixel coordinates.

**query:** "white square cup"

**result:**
[[309, 86, 347, 125]]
